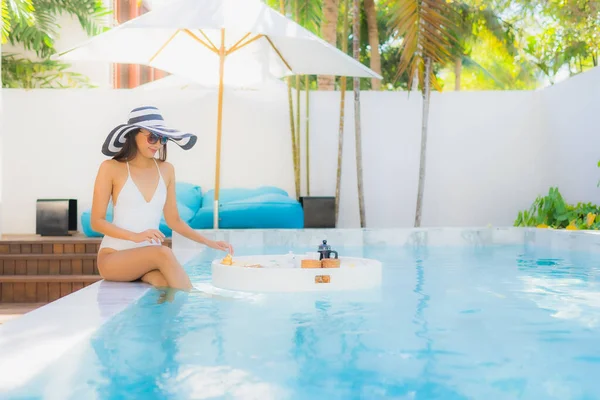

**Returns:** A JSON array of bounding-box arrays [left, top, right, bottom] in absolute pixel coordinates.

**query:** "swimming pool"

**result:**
[[1, 228, 600, 399]]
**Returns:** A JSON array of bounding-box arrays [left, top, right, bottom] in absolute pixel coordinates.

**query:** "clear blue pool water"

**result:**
[[8, 244, 600, 399]]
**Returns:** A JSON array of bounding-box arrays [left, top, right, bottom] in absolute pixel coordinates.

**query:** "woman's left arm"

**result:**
[[162, 162, 233, 254]]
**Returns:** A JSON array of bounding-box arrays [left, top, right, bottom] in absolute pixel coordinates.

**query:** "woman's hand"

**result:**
[[209, 240, 234, 255], [131, 229, 165, 244]]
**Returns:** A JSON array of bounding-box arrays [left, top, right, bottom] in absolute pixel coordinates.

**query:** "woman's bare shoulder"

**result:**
[[98, 159, 125, 177], [157, 160, 175, 173], [156, 160, 175, 183]]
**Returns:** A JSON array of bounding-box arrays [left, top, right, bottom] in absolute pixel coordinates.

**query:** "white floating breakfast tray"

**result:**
[[211, 254, 382, 293]]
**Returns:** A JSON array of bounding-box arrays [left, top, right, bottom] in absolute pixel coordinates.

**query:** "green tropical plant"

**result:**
[[449, 0, 528, 90], [265, 0, 322, 34], [3, 0, 110, 57], [1, 0, 34, 44], [515, 187, 600, 230], [517, 0, 599, 83], [2, 0, 110, 88], [1, 53, 94, 88], [515, 187, 571, 228]]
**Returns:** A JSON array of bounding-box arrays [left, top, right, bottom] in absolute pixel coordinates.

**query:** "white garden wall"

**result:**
[[540, 67, 600, 205], [307, 89, 549, 228], [1, 66, 598, 233]]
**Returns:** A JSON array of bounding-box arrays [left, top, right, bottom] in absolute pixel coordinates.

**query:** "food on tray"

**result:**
[[221, 254, 233, 265]]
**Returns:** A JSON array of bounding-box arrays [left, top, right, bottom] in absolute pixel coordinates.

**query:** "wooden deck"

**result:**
[[0, 233, 171, 304], [0, 233, 101, 242]]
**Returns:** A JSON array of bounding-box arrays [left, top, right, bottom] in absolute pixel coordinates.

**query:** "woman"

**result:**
[[91, 106, 233, 291]]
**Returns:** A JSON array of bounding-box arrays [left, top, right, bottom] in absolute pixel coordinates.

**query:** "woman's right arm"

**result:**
[[90, 160, 137, 241]]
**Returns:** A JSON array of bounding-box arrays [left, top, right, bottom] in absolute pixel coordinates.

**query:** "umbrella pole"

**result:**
[[214, 28, 226, 229]]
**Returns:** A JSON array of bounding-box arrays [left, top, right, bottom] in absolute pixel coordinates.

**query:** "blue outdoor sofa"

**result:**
[[80, 183, 304, 237]]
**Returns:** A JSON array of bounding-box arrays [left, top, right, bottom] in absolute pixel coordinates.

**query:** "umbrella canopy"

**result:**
[[59, 0, 380, 82], [58, 0, 381, 229], [134, 72, 287, 92]]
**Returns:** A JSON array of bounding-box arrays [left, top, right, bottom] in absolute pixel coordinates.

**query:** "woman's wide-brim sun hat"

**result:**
[[102, 106, 197, 156]]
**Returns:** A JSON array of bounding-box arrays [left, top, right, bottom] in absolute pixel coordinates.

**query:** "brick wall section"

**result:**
[[0, 238, 172, 303]]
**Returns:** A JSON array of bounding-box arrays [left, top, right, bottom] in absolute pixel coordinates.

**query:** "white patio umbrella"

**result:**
[[134, 71, 287, 92], [58, 0, 381, 228]]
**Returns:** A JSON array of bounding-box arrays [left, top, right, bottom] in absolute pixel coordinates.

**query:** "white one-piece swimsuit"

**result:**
[[99, 159, 167, 251]]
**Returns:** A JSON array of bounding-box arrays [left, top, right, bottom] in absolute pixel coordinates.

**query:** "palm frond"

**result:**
[[3, 0, 109, 87], [6, 0, 34, 21], [1, 0, 10, 43], [5, 0, 110, 58], [8, 16, 56, 58], [35, 0, 111, 37], [266, 0, 321, 35], [298, 0, 322, 35], [2, 0, 35, 43], [391, 0, 460, 91]]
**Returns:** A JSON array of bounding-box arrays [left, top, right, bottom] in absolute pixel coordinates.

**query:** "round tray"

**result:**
[[211, 254, 382, 293]]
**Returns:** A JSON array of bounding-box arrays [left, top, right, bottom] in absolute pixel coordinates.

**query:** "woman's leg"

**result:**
[[141, 270, 169, 288], [98, 246, 192, 291]]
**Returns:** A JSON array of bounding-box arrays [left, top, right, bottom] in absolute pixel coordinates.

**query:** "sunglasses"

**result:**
[[146, 133, 168, 145]]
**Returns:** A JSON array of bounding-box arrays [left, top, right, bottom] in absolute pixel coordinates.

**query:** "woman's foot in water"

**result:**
[[157, 287, 178, 304]]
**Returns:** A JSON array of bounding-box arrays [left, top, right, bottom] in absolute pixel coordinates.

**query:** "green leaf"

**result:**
[[2, 53, 95, 88]]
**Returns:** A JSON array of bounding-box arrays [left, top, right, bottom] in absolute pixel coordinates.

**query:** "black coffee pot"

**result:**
[[318, 240, 338, 260]]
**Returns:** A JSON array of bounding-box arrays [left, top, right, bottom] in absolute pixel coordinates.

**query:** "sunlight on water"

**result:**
[[6, 244, 600, 399]]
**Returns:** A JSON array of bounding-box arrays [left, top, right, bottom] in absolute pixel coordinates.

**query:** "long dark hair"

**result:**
[[113, 129, 167, 162]]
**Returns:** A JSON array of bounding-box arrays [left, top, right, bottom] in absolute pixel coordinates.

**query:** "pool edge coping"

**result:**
[[0, 281, 150, 391]]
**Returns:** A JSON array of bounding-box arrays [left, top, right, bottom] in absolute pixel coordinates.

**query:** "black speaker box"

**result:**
[[299, 196, 336, 228], [36, 199, 78, 236]]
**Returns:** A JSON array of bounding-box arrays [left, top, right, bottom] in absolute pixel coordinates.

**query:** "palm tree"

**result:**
[[363, 0, 381, 90], [297, 0, 321, 196], [353, 0, 366, 227], [318, 0, 339, 90], [266, 0, 321, 197], [391, 0, 459, 227], [273, 0, 301, 198], [335, 0, 350, 224]]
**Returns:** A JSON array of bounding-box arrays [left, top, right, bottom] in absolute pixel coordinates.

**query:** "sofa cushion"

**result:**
[[189, 192, 303, 229], [201, 186, 288, 208], [175, 182, 203, 211]]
